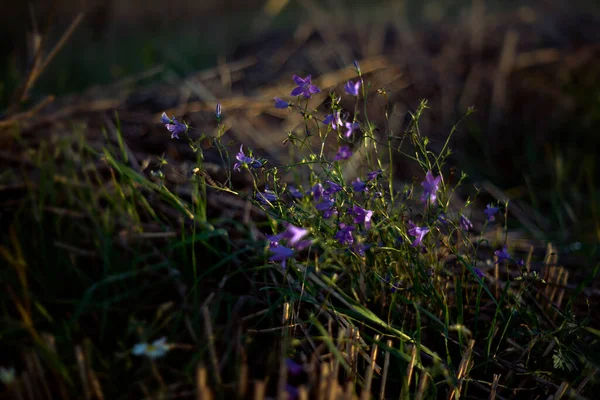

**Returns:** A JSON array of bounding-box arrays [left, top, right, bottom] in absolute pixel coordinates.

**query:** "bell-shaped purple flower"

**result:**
[[344, 80, 361, 97], [274, 97, 290, 109], [344, 121, 360, 138], [408, 221, 429, 247], [160, 112, 187, 139], [484, 204, 500, 222], [324, 111, 343, 130], [234, 145, 263, 171], [334, 223, 355, 246], [421, 171, 442, 205]]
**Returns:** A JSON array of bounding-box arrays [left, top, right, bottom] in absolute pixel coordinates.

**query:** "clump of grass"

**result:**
[[1, 60, 599, 399]]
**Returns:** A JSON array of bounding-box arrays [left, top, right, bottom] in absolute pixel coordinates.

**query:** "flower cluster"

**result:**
[[268, 224, 313, 269]]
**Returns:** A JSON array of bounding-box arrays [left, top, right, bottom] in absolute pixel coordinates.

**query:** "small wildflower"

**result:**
[[473, 267, 485, 279], [352, 178, 367, 193], [367, 170, 382, 181], [344, 80, 361, 97], [234, 145, 263, 171], [132, 337, 170, 359], [274, 97, 290, 109], [334, 223, 355, 246], [269, 244, 295, 269], [286, 384, 299, 400], [350, 205, 373, 230], [283, 224, 309, 247], [0, 366, 15, 385], [286, 359, 303, 376], [291, 75, 320, 98], [287, 185, 304, 199], [257, 187, 278, 205], [353, 60, 361, 74], [484, 204, 500, 222], [408, 221, 429, 247], [343, 121, 360, 138], [421, 170, 442, 205], [324, 180, 343, 196], [323, 111, 343, 130], [160, 112, 187, 139], [215, 103, 222, 120], [438, 213, 449, 225], [310, 183, 324, 201], [460, 214, 473, 231], [494, 246, 511, 263], [334, 145, 352, 161], [316, 198, 336, 219], [352, 242, 371, 256]]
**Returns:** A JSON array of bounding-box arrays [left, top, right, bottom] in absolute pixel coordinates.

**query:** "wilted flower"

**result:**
[[334, 223, 355, 246], [324, 111, 343, 130], [344, 80, 361, 97], [352, 178, 367, 192], [334, 146, 352, 161], [484, 204, 500, 222], [408, 221, 429, 247], [274, 97, 290, 109], [291, 75, 320, 98], [160, 112, 187, 139], [132, 337, 170, 359], [350, 205, 373, 230], [234, 145, 263, 171], [460, 214, 473, 231], [367, 170, 382, 181], [421, 171, 441, 205], [494, 246, 510, 263]]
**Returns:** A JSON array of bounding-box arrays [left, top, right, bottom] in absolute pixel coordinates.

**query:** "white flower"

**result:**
[[0, 366, 16, 385], [132, 337, 170, 359]]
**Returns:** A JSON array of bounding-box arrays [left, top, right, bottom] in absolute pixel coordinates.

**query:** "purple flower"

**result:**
[[269, 244, 295, 269], [324, 111, 343, 130], [473, 267, 485, 279], [310, 183, 324, 201], [234, 145, 263, 171], [460, 214, 473, 231], [287, 185, 303, 199], [324, 180, 342, 196], [438, 213, 449, 225], [352, 178, 367, 193], [484, 204, 500, 222], [344, 80, 361, 96], [291, 75, 320, 98], [334, 223, 355, 246], [350, 205, 373, 230], [274, 97, 290, 109], [286, 359, 303, 376], [494, 246, 510, 264], [283, 224, 309, 247], [334, 146, 352, 161], [160, 112, 187, 139], [367, 170, 382, 181], [421, 171, 442, 205], [316, 198, 336, 219], [408, 221, 429, 247], [285, 384, 299, 400], [353, 60, 361, 74], [215, 103, 222, 120], [344, 121, 360, 138], [352, 242, 370, 256], [257, 187, 278, 205]]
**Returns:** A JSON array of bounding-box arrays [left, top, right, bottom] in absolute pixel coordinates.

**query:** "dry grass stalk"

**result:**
[[489, 374, 501, 399]]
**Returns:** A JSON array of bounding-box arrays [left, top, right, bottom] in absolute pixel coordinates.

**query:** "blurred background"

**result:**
[[1, 0, 600, 251]]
